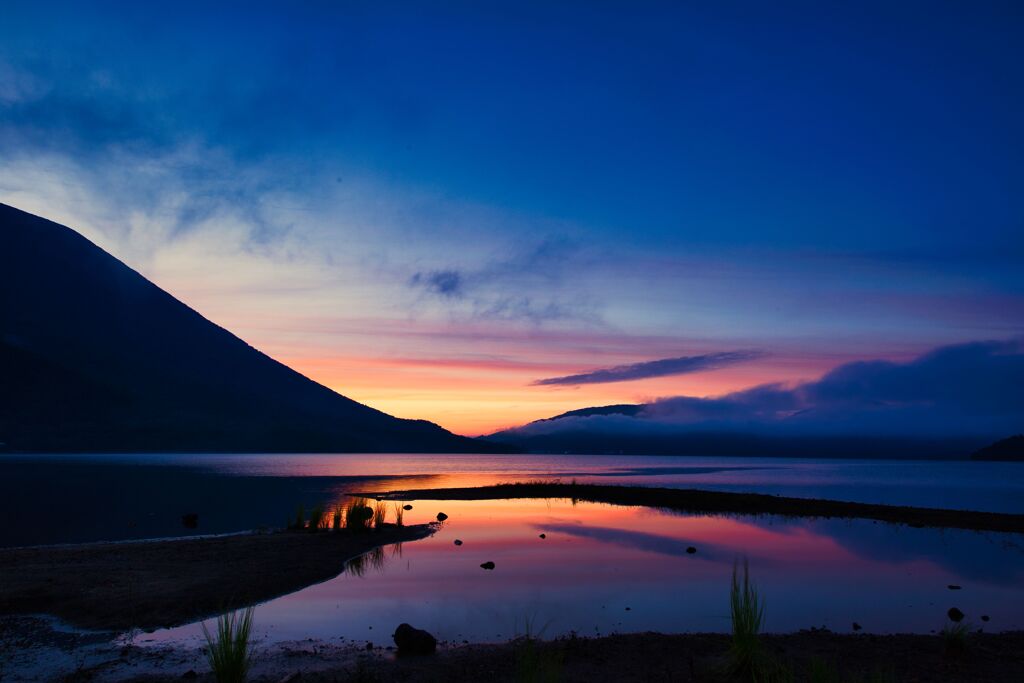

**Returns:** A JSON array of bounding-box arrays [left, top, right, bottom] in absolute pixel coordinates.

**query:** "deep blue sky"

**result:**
[[1, 1, 1022, 432]]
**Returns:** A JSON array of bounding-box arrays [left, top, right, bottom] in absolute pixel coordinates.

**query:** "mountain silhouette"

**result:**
[[487, 403, 983, 458], [0, 203, 501, 453], [971, 435, 1024, 462]]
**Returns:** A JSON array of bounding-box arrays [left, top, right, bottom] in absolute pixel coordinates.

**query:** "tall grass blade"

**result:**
[[201, 607, 255, 683]]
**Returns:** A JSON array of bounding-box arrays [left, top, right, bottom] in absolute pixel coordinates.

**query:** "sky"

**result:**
[[1, 1, 1023, 435]]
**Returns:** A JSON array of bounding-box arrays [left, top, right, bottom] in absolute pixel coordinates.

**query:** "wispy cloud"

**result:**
[[407, 239, 603, 325], [533, 350, 765, 386]]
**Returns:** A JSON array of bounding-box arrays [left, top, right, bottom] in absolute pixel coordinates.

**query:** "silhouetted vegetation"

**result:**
[[941, 619, 972, 655], [309, 504, 325, 531], [373, 501, 387, 530], [290, 504, 305, 531], [726, 560, 790, 682], [346, 498, 374, 532], [392, 503, 404, 527], [514, 616, 562, 683], [202, 607, 255, 683]]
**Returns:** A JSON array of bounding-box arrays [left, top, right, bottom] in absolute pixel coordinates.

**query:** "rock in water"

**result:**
[[852, 622, 862, 631], [393, 623, 437, 655], [948, 607, 965, 622], [480, 561, 495, 570], [686, 546, 697, 554], [436, 512, 449, 522], [947, 584, 962, 590], [454, 539, 463, 546], [181, 513, 198, 529], [403, 504, 413, 510], [538, 533, 546, 539]]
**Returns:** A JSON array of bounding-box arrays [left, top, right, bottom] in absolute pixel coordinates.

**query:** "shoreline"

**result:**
[[0, 523, 435, 632], [362, 482, 1024, 533], [4, 621, 1022, 682]]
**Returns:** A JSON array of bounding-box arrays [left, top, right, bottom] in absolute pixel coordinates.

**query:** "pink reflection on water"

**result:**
[[143, 497, 1024, 649]]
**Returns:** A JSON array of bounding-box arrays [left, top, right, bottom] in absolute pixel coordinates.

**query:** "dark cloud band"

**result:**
[[533, 350, 765, 386]]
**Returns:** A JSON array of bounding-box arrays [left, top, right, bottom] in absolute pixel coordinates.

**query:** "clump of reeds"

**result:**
[[202, 607, 255, 683], [332, 505, 344, 531], [308, 504, 326, 532], [373, 501, 387, 529], [392, 503, 404, 527], [346, 497, 374, 532]]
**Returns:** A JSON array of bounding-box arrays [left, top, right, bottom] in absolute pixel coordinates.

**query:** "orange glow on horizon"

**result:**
[[281, 352, 840, 436]]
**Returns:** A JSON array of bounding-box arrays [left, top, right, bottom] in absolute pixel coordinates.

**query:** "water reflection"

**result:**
[[144, 497, 1024, 649], [345, 545, 391, 578], [4, 453, 1023, 546]]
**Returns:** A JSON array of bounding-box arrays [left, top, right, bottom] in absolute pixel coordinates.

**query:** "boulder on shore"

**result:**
[[392, 623, 437, 655]]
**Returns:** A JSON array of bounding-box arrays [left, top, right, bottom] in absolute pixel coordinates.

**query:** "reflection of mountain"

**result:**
[[537, 523, 723, 560], [0, 204, 503, 453], [752, 516, 1024, 586]]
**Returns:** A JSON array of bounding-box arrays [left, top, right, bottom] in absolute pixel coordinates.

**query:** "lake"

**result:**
[[2, 453, 1022, 642]]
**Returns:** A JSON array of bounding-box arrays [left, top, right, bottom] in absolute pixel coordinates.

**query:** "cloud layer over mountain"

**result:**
[[503, 340, 1024, 442]]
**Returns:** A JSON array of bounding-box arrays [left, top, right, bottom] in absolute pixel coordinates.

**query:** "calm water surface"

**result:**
[[142, 496, 1024, 646], [3, 451, 1023, 545], [2, 453, 1022, 639]]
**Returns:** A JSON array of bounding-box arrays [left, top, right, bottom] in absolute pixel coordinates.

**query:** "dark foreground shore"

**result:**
[[16, 628, 1016, 683], [261, 631, 1024, 683], [366, 482, 1024, 533], [0, 524, 435, 631]]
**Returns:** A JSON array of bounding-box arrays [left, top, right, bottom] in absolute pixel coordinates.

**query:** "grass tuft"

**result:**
[[202, 607, 255, 683], [727, 559, 789, 682], [941, 619, 972, 655], [392, 503, 404, 527], [514, 616, 562, 683], [346, 497, 374, 532], [373, 501, 387, 529]]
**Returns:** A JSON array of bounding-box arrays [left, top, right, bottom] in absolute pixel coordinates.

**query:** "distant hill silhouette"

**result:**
[[971, 435, 1024, 462], [536, 404, 643, 422], [0, 203, 504, 453], [487, 403, 983, 459]]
